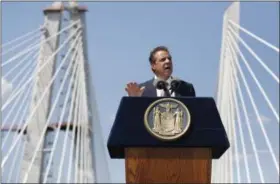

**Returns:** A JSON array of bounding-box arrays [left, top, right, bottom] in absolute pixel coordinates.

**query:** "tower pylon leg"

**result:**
[[20, 3, 62, 183]]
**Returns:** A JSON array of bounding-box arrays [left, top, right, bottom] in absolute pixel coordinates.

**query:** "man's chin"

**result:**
[[165, 70, 172, 76], [161, 72, 172, 80]]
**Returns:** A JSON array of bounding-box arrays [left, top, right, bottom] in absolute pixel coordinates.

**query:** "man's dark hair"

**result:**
[[149, 46, 170, 64]]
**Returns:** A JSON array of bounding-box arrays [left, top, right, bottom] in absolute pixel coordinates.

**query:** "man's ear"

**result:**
[[151, 67, 156, 73], [151, 63, 156, 71]]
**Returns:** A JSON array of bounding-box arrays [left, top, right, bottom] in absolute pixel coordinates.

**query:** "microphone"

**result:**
[[170, 78, 181, 95], [154, 80, 166, 90], [153, 79, 171, 97]]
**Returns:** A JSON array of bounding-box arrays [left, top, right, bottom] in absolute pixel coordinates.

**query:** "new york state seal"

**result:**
[[144, 98, 191, 141]]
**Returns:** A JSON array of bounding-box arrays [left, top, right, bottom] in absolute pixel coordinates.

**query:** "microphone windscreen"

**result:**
[[153, 78, 166, 90], [170, 77, 181, 90]]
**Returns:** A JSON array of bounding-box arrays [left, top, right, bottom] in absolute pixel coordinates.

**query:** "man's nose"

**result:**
[[164, 58, 171, 63]]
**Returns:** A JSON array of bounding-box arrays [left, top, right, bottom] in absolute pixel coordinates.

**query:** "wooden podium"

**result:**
[[107, 97, 230, 183]]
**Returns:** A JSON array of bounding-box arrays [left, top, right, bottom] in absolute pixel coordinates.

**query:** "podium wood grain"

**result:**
[[125, 148, 212, 183]]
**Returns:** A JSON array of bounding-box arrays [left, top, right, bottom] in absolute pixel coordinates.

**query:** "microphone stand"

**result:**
[[163, 87, 171, 97]]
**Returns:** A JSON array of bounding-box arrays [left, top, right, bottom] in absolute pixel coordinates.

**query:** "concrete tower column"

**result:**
[[20, 2, 63, 183], [67, 3, 111, 183]]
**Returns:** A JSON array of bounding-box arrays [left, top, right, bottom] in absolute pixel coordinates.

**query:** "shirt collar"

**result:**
[[154, 75, 173, 85]]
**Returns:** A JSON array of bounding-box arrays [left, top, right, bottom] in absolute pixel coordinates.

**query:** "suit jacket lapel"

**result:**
[[148, 79, 157, 97]]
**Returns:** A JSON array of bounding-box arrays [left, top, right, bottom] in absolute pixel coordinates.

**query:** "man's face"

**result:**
[[151, 50, 173, 80]]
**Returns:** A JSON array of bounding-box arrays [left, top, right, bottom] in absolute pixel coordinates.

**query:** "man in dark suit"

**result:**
[[125, 46, 196, 97]]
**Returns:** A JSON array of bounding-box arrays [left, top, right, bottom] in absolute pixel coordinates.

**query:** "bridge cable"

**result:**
[[57, 47, 82, 182], [1, 55, 37, 131], [6, 85, 33, 182], [229, 26, 279, 123], [1, 25, 45, 48], [1, 32, 42, 56], [1, 84, 33, 150], [66, 69, 83, 183], [1, 20, 80, 68], [1, 25, 81, 112], [228, 31, 279, 174], [1, 27, 82, 168], [228, 35, 277, 181], [2, 47, 38, 79], [22, 32, 82, 183], [229, 25, 279, 84], [229, 20, 279, 53], [228, 55, 251, 183]]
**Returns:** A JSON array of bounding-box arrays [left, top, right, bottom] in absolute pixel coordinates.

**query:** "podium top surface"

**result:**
[[107, 97, 230, 159]]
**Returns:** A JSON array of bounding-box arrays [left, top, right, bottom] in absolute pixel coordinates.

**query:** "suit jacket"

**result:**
[[139, 78, 196, 97]]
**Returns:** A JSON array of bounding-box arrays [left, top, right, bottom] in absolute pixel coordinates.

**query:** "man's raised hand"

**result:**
[[125, 82, 145, 97]]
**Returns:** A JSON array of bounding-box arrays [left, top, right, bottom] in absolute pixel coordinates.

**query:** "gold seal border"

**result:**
[[144, 98, 191, 141]]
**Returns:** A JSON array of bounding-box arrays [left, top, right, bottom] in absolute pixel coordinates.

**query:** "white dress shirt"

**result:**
[[154, 76, 175, 97]]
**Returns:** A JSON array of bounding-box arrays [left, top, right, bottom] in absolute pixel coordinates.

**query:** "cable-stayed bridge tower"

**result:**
[[213, 2, 279, 183], [1, 2, 110, 183]]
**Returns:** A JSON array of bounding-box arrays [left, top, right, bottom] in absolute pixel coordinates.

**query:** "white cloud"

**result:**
[[259, 115, 272, 124], [1, 78, 13, 102]]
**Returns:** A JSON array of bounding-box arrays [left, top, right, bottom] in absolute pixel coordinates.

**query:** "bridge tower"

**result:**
[[18, 1, 110, 183], [213, 2, 240, 183], [20, 2, 63, 183]]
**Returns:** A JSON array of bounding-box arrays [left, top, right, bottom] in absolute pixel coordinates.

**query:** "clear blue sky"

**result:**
[[2, 1, 279, 183]]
